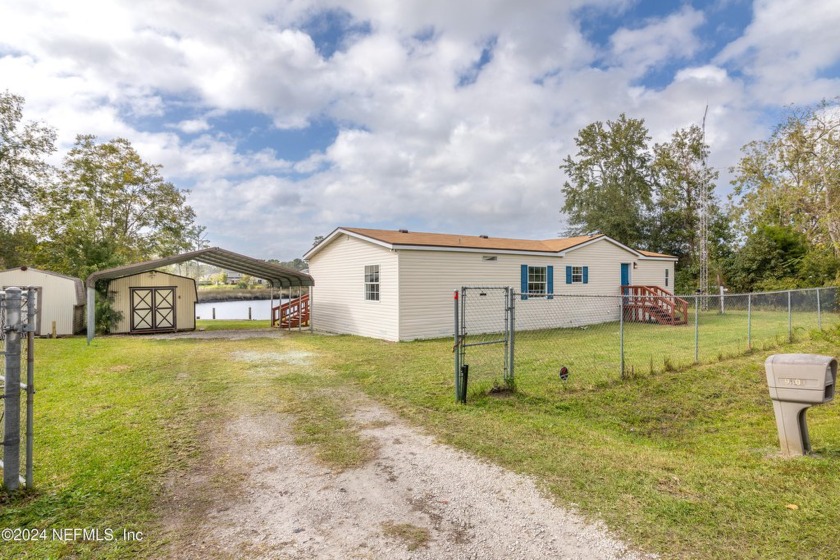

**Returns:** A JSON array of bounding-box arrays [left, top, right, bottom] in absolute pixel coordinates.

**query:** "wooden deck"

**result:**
[[621, 285, 688, 325], [271, 293, 310, 328]]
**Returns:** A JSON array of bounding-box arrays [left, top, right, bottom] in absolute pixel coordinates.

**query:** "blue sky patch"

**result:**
[[457, 36, 497, 87], [299, 9, 371, 59]]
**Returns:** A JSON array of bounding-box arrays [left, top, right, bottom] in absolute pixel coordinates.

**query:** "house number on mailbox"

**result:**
[[781, 378, 803, 386]]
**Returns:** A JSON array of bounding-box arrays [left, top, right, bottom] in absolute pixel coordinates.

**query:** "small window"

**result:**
[[364, 265, 380, 301], [571, 266, 583, 284], [665, 268, 669, 287], [528, 266, 547, 296]]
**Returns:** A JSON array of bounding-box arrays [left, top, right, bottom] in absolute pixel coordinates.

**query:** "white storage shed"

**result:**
[[0, 267, 85, 336]]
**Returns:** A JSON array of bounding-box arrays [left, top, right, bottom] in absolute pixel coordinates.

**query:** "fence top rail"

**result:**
[[676, 286, 836, 298]]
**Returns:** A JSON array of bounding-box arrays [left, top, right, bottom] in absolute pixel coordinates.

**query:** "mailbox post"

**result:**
[[765, 354, 836, 456]]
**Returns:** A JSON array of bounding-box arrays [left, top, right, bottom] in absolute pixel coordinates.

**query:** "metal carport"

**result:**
[[85, 247, 314, 343]]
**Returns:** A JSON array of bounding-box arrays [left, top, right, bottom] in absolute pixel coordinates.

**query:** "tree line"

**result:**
[[0, 91, 205, 281], [560, 100, 840, 294]]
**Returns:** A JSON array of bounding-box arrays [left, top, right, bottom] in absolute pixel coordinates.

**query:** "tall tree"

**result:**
[[35, 135, 204, 279], [0, 91, 56, 267], [731, 99, 840, 258], [650, 124, 726, 292], [560, 114, 653, 248]]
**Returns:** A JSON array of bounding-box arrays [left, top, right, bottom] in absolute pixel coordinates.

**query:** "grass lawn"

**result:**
[[1, 318, 840, 558], [466, 308, 840, 390]]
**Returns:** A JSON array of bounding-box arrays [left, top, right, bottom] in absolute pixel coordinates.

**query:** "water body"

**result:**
[[195, 298, 287, 320]]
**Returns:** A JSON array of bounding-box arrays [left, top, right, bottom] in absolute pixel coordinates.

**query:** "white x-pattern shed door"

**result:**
[[130, 287, 177, 332]]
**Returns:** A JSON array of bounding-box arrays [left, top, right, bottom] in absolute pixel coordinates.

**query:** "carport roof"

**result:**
[[86, 247, 313, 288]]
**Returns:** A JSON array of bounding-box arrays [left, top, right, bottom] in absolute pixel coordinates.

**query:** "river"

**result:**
[[195, 298, 287, 320]]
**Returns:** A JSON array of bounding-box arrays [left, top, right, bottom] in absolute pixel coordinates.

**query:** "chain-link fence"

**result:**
[[1, 287, 36, 490], [455, 286, 840, 399]]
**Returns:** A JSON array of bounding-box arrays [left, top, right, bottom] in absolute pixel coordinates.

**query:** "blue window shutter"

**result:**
[[565, 266, 572, 284], [547, 266, 554, 299], [583, 266, 589, 284], [520, 264, 529, 300]]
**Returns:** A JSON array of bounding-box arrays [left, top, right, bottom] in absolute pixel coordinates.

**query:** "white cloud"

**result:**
[[716, 0, 840, 104], [1, 1, 838, 259], [175, 119, 211, 134], [608, 6, 705, 76]]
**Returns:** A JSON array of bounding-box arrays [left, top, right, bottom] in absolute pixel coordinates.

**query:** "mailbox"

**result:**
[[765, 354, 837, 456]]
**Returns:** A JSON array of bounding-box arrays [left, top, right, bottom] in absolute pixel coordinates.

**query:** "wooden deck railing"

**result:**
[[621, 285, 688, 325], [271, 293, 310, 328]]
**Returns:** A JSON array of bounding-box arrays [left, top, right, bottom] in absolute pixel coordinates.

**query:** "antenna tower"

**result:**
[[698, 105, 710, 310]]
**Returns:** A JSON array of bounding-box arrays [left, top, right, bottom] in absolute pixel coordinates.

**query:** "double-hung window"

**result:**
[[528, 266, 547, 296], [364, 265, 380, 301], [521, 264, 554, 300], [571, 266, 583, 284]]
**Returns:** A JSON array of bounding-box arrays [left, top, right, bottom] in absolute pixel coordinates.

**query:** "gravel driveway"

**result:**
[[163, 396, 650, 559]]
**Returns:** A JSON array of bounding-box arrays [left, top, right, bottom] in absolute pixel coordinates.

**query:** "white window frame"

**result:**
[[571, 266, 584, 284], [665, 268, 669, 287], [528, 266, 547, 296], [364, 265, 380, 301]]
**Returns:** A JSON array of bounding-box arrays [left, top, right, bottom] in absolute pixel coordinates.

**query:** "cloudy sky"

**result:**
[[2, 0, 839, 260]]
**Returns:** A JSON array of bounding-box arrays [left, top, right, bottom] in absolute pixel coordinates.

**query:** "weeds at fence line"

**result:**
[[455, 287, 840, 398]]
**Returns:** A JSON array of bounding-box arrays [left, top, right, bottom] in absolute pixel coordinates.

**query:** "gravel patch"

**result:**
[[147, 328, 287, 340], [162, 398, 652, 559], [231, 350, 315, 366]]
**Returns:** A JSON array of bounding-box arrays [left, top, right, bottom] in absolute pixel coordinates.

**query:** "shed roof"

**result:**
[[1, 266, 85, 305], [86, 247, 313, 288]]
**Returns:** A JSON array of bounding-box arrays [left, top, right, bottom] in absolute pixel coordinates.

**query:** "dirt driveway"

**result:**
[[161, 394, 649, 559]]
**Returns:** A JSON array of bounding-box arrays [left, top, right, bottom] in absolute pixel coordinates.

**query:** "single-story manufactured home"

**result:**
[[304, 228, 678, 341], [0, 267, 85, 336]]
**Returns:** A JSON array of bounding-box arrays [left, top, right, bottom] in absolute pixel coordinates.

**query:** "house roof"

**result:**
[[1, 266, 85, 305], [86, 247, 314, 288], [305, 227, 677, 260]]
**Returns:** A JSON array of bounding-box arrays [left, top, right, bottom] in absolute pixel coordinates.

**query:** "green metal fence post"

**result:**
[[747, 293, 752, 350], [453, 289, 460, 402], [620, 294, 625, 379], [788, 290, 792, 342], [817, 287, 822, 330]]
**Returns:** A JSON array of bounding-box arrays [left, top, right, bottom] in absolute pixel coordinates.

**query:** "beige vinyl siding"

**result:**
[[633, 260, 676, 292], [110, 271, 197, 333], [0, 268, 83, 336], [308, 234, 399, 341], [397, 238, 676, 340], [397, 250, 564, 340]]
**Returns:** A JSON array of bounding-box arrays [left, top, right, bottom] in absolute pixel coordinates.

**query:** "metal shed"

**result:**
[[0, 267, 85, 336], [85, 247, 314, 342], [108, 270, 197, 334]]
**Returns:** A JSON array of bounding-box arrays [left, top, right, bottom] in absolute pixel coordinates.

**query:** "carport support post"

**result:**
[[309, 286, 314, 334], [86, 286, 96, 345]]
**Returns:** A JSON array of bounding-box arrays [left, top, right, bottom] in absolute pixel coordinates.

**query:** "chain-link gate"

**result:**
[[1, 287, 36, 491], [453, 287, 514, 402]]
